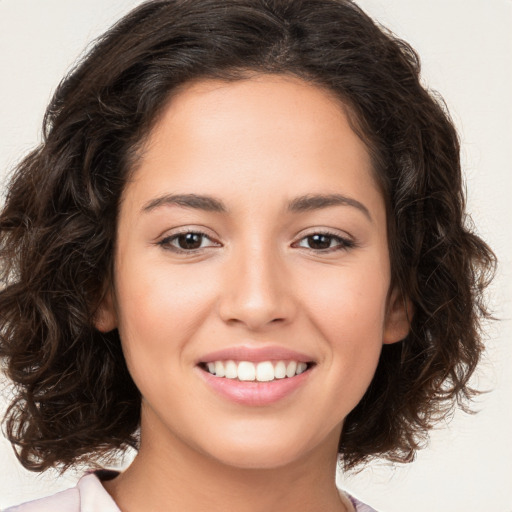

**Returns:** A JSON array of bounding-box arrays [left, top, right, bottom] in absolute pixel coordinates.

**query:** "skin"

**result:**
[[97, 74, 410, 512]]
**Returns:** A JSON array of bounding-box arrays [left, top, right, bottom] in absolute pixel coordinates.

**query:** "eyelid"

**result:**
[[156, 226, 222, 254], [155, 224, 219, 242], [292, 228, 357, 252], [155, 226, 357, 255]]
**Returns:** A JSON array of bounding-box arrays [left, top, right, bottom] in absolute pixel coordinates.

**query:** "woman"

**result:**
[[0, 1, 496, 510]]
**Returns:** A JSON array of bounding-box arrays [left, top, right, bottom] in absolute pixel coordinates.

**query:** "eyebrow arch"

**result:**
[[142, 193, 228, 213], [141, 192, 371, 221], [288, 193, 372, 221]]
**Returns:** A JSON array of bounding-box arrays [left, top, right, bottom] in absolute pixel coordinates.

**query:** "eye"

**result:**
[[294, 232, 355, 252], [158, 231, 220, 253]]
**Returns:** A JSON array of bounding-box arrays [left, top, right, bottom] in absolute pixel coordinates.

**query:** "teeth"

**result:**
[[203, 360, 310, 381], [224, 360, 238, 379], [274, 361, 287, 379], [238, 361, 256, 381], [296, 362, 307, 374], [256, 361, 274, 382], [286, 361, 297, 378], [214, 361, 225, 378]]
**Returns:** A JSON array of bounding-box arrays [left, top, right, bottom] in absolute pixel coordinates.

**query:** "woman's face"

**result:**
[[99, 74, 409, 469]]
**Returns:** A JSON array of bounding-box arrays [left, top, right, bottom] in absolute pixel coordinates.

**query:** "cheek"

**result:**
[[114, 259, 220, 376], [303, 261, 389, 397], [305, 259, 389, 335]]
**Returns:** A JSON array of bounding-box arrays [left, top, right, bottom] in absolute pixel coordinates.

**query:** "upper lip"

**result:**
[[197, 345, 315, 364]]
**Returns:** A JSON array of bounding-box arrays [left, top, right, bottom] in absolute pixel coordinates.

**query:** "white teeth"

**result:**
[[274, 361, 287, 379], [224, 360, 238, 379], [256, 361, 274, 382], [237, 361, 256, 381], [286, 361, 297, 378], [296, 362, 307, 375], [204, 359, 310, 381], [214, 361, 225, 378]]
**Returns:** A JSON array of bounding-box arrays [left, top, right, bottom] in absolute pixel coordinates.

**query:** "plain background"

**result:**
[[0, 1, 511, 510]]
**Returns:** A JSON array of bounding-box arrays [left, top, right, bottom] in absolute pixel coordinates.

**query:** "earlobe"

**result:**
[[383, 286, 413, 345], [93, 288, 118, 333]]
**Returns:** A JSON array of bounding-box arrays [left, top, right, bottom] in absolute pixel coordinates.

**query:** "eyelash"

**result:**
[[293, 231, 356, 253], [157, 229, 356, 255], [157, 230, 220, 253]]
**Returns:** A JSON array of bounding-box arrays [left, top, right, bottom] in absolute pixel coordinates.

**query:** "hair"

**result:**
[[0, 0, 496, 473]]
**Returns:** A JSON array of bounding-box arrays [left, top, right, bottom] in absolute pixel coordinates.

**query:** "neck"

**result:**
[[103, 407, 349, 512]]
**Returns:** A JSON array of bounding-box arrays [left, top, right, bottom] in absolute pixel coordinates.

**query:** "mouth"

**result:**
[[198, 359, 316, 383], [195, 345, 317, 405]]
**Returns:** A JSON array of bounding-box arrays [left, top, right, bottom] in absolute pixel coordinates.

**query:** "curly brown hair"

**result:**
[[0, 0, 496, 472]]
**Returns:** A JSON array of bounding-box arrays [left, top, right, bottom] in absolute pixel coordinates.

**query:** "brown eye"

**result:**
[[306, 234, 333, 250], [158, 231, 220, 253], [295, 232, 355, 252], [176, 233, 204, 250]]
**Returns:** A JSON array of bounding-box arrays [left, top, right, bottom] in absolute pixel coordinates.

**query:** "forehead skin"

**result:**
[[124, 74, 383, 231]]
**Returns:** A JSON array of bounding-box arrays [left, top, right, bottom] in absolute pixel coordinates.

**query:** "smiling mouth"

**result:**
[[198, 360, 316, 382]]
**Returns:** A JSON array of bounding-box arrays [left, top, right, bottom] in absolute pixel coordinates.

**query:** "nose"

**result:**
[[218, 242, 296, 331]]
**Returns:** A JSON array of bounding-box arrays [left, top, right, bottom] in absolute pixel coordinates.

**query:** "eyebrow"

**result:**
[[142, 193, 227, 213], [287, 193, 371, 221], [142, 192, 372, 221]]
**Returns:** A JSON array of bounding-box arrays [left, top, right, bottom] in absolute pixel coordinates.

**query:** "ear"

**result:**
[[383, 285, 413, 344], [93, 288, 118, 333]]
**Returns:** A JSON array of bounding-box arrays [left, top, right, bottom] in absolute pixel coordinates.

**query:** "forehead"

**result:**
[[125, 74, 383, 221], [159, 73, 350, 130], [147, 74, 362, 153]]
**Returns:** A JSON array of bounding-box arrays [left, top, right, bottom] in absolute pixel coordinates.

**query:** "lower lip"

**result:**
[[196, 366, 312, 406]]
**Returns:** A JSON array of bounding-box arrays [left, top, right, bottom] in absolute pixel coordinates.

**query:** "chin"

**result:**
[[196, 425, 335, 471], [209, 444, 306, 470]]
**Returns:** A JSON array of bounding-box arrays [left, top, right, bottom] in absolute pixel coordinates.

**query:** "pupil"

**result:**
[[178, 233, 202, 249], [308, 234, 331, 250]]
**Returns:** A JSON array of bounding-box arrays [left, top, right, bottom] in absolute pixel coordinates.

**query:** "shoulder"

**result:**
[[3, 487, 79, 512], [351, 498, 379, 512], [341, 490, 379, 512], [3, 471, 120, 512], [350, 496, 379, 512]]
